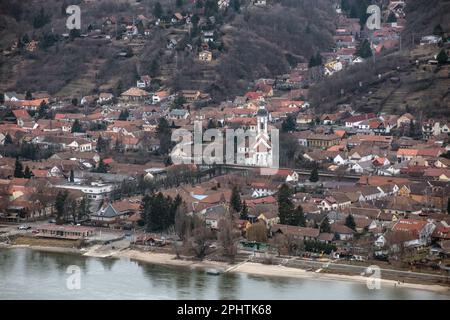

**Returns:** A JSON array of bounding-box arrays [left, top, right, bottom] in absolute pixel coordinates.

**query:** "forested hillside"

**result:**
[[0, 0, 336, 101]]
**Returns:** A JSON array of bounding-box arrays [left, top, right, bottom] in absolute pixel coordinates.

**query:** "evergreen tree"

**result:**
[[240, 201, 249, 220], [387, 12, 397, 23], [447, 198, 450, 214], [315, 52, 323, 65], [115, 80, 123, 96], [119, 109, 129, 121], [231, 0, 241, 12], [95, 159, 109, 173], [97, 135, 108, 153], [153, 2, 164, 19], [437, 49, 448, 65], [433, 24, 444, 37], [0, 93, 4, 104], [33, 7, 51, 29], [230, 185, 242, 213], [278, 183, 294, 225], [204, 0, 219, 16], [55, 191, 69, 222], [290, 205, 306, 227], [356, 39, 373, 58], [156, 117, 172, 154], [69, 169, 75, 182], [37, 101, 49, 119], [149, 59, 160, 77], [281, 115, 296, 132], [320, 217, 331, 233], [176, 0, 184, 8], [345, 214, 356, 231], [77, 197, 90, 221], [14, 158, 24, 178], [23, 166, 32, 179], [142, 192, 181, 231], [71, 119, 83, 133], [340, 0, 350, 12], [69, 28, 81, 40], [25, 90, 33, 100], [309, 167, 319, 182]]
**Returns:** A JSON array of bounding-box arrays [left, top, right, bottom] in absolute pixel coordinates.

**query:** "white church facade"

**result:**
[[237, 106, 274, 167]]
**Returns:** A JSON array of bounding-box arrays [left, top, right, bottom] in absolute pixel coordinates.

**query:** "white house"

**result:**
[[251, 182, 278, 198]]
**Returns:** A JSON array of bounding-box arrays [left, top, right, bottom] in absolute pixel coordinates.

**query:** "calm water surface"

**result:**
[[0, 248, 449, 300]]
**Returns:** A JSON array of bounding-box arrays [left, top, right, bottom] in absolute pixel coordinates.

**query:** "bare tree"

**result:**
[[246, 222, 268, 243], [217, 208, 240, 262], [189, 216, 213, 260], [269, 233, 288, 257]]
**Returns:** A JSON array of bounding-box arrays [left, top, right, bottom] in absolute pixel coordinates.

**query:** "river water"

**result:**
[[0, 248, 449, 300]]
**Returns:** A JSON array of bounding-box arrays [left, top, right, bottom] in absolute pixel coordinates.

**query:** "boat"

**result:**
[[206, 268, 221, 276]]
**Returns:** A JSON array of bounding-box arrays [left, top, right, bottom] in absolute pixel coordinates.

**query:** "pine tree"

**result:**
[[154, 2, 164, 19], [78, 197, 90, 221], [320, 217, 331, 233], [119, 109, 129, 121], [433, 24, 444, 37], [278, 183, 294, 225], [69, 169, 75, 182], [156, 117, 172, 154], [290, 205, 306, 227], [14, 158, 24, 178], [25, 90, 33, 100], [340, 0, 350, 12], [309, 167, 319, 182], [387, 12, 397, 23], [240, 201, 249, 220], [55, 191, 69, 223], [231, 0, 241, 12], [437, 49, 448, 65], [447, 198, 450, 214], [356, 39, 373, 58], [176, 0, 184, 8], [23, 166, 32, 179], [345, 214, 356, 231], [71, 119, 83, 133], [96, 159, 108, 173], [38, 101, 49, 119], [230, 185, 242, 213], [97, 135, 108, 153], [281, 115, 296, 132]]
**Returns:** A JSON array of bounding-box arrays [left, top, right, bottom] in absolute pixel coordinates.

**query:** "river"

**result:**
[[0, 248, 449, 300]]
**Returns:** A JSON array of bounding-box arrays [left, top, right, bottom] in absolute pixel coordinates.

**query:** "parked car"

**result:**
[[18, 225, 31, 230], [32, 230, 39, 234], [48, 219, 56, 224]]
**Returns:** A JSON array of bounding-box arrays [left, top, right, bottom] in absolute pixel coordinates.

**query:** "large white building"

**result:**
[[237, 106, 274, 167]]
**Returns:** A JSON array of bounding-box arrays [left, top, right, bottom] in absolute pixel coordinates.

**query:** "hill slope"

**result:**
[[0, 0, 336, 101]]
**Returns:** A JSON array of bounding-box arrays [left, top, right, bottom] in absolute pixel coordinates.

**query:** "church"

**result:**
[[239, 105, 274, 167]]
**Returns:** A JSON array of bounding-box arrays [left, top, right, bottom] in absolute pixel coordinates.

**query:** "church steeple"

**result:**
[[256, 104, 268, 135]]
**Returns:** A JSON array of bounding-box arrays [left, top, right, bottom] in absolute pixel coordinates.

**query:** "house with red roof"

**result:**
[[391, 219, 436, 247]]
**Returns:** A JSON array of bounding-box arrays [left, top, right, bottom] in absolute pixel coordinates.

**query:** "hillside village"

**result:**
[[0, 0, 450, 280]]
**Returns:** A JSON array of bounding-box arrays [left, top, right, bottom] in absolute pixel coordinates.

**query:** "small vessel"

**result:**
[[206, 268, 221, 276]]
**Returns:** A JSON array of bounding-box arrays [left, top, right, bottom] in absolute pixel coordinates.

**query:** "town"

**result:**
[[0, 0, 450, 290]]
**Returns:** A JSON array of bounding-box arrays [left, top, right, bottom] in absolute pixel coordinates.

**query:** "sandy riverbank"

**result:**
[[116, 249, 450, 295], [116, 249, 230, 270], [232, 262, 450, 294]]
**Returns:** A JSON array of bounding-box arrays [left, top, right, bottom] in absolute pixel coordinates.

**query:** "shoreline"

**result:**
[[2, 244, 450, 295], [115, 249, 450, 295]]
